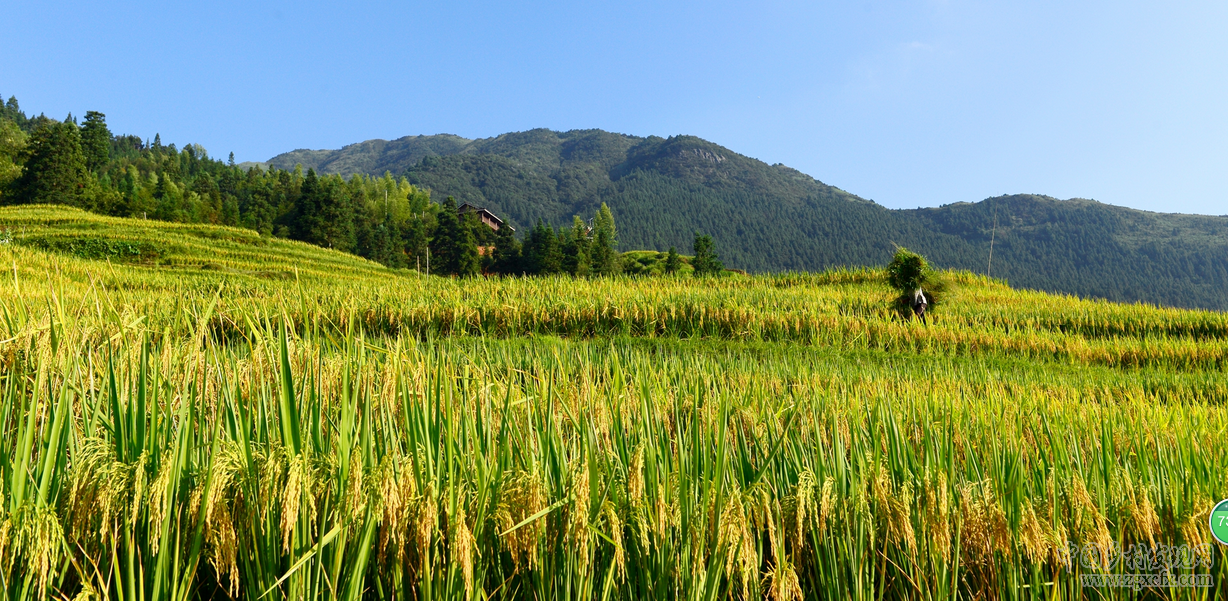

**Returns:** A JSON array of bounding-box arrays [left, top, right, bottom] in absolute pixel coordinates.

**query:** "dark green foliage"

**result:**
[[430, 197, 479, 276], [560, 215, 590, 277], [886, 247, 928, 293], [590, 202, 619, 276], [664, 246, 681, 274], [18, 235, 170, 262], [886, 247, 948, 318], [314, 175, 356, 251], [0, 119, 24, 198], [691, 233, 723, 277], [6, 121, 94, 207], [523, 220, 562, 275], [80, 111, 111, 173], [0, 95, 441, 268], [489, 221, 522, 275]]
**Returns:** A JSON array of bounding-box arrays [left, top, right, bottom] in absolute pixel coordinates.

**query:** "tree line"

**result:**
[[0, 97, 728, 278]]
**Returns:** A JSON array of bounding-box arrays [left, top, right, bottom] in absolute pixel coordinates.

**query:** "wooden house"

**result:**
[[458, 203, 514, 232]]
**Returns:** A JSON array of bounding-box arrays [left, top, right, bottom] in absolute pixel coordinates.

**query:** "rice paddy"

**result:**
[[0, 205, 1225, 599]]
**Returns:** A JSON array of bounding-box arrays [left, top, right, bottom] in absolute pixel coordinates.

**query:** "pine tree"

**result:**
[[430, 197, 479, 276], [80, 111, 111, 173], [314, 175, 355, 251], [491, 221, 522, 274], [0, 119, 26, 200], [561, 215, 591, 276], [590, 202, 620, 276], [542, 225, 562, 274], [293, 169, 322, 242], [692, 233, 724, 276], [524, 220, 555, 275], [6, 121, 93, 206], [402, 216, 429, 271], [153, 171, 183, 221], [664, 246, 681, 274]]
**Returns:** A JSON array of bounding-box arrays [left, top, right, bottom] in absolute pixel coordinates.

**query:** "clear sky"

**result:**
[[3, 1, 1225, 215]]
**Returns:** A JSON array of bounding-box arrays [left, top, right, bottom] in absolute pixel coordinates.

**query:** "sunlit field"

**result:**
[[1, 206, 1224, 600]]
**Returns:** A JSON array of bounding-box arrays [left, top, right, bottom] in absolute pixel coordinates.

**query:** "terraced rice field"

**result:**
[[0, 205, 1224, 599]]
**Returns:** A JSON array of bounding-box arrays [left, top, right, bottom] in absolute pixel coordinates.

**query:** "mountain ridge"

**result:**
[[266, 128, 1228, 310]]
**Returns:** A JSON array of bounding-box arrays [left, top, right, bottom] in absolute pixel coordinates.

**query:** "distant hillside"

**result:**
[[268, 129, 1228, 310], [0, 204, 394, 282], [906, 195, 1228, 309]]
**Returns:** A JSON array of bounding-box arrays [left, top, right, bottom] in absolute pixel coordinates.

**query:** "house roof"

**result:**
[[457, 203, 514, 232]]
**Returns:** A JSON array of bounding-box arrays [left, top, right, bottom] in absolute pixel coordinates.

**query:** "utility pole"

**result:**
[[987, 207, 998, 279]]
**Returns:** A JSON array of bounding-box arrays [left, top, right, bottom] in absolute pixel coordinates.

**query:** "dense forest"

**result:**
[[4, 95, 1226, 309], [271, 128, 1228, 310], [0, 97, 631, 278]]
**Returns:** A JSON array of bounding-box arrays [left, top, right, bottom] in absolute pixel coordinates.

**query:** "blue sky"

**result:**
[[3, 1, 1225, 214]]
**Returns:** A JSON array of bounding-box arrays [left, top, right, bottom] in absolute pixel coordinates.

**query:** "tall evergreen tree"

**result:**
[[402, 216, 430, 271], [691, 233, 724, 276], [490, 221, 522, 275], [80, 111, 111, 173], [6, 121, 92, 206], [0, 119, 26, 200], [294, 169, 322, 242], [431, 196, 479, 276], [153, 172, 183, 221], [524, 220, 564, 275], [590, 202, 620, 276], [561, 215, 591, 277], [314, 175, 356, 251], [664, 246, 681, 274]]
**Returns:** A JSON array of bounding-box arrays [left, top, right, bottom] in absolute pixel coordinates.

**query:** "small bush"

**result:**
[[18, 235, 171, 263]]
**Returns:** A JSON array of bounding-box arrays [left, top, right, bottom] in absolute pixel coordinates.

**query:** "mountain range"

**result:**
[[265, 129, 1228, 311]]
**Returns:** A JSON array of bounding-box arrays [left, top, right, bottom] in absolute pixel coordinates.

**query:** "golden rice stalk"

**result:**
[[1123, 478, 1160, 548], [1017, 501, 1048, 565], [923, 470, 950, 563], [718, 490, 757, 599], [201, 442, 245, 596], [66, 438, 133, 544], [567, 460, 590, 561], [280, 453, 316, 553], [495, 472, 546, 572], [7, 505, 66, 594], [1179, 496, 1213, 566], [603, 501, 627, 583], [817, 476, 835, 538], [627, 446, 645, 505], [762, 506, 802, 601], [375, 457, 415, 565], [958, 480, 1009, 568], [791, 470, 816, 553], [413, 482, 439, 570], [450, 502, 475, 599], [1068, 474, 1114, 570]]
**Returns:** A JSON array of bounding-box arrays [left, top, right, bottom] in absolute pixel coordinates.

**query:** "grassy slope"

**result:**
[[3, 205, 1225, 372], [0, 204, 395, 282]]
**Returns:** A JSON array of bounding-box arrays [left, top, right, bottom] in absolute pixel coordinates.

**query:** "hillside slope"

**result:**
[[0, 204, 395, 283], [268, 129, 1228, 310]]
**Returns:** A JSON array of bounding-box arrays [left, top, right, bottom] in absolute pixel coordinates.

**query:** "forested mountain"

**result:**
[[4, 89, 1224, 310], [270, 129, 1228, 310], [906, 196, 1228, 309]]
